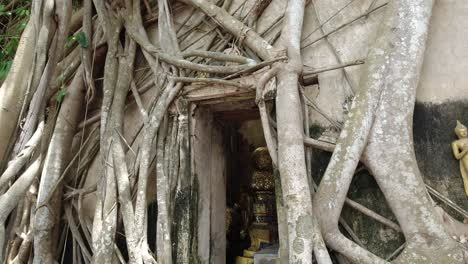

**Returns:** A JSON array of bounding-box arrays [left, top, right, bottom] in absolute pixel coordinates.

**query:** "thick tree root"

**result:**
[[393, 240, 467, 264]]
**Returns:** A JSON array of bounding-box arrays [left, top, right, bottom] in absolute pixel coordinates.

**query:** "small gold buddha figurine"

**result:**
[[451, 120, 468, 196]]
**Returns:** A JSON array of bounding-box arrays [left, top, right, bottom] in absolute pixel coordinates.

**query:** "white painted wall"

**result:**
[[298, 0, 468, 124], [417, 0, 468, 103]]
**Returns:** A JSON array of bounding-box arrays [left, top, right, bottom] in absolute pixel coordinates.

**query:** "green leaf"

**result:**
[[17, 19, 28, 31], [75, 32, 89, 48], [56, 89, 67, 103], [65, 35, 75, 48], [5, 39, 18, 55], [65, 32, 89, 49], [0, 60, 13, 80], [17, 9, 29, 17]]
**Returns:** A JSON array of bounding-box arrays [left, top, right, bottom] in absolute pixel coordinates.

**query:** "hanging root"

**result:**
[[256, 66, 280, 166]]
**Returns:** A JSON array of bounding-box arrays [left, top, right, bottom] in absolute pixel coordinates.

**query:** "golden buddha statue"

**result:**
[[451, 120, 468, 196], [236, 147, 276, 264]]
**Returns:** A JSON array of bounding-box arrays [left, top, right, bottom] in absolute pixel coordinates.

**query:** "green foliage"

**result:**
[[56, 89, 67, 104], [17, 19, 28, 31], [65, 35, 75, 48], [0, 36, 20, 80], [66, 32, 89, 48], [0, 60, 12, 80], [15, 8, 29, 17], [75, 32, 89, 48], [4, 38, 19, 56], [0, 1, 31, 81]]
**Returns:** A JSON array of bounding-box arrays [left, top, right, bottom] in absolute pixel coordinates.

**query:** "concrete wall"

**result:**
[[302, 0, 468, 256], [414, 0, 468, 213], [298, 0, 468, 209], [302, 0, 384, 125], [417, 0, 468, 103], [298, 0, 468, 129]]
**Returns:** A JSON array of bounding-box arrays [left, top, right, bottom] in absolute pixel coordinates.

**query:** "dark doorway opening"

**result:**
[[213, 107, 278, 264]]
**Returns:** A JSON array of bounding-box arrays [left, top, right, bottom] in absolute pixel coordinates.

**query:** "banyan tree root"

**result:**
[[314, 0, 467, 263]]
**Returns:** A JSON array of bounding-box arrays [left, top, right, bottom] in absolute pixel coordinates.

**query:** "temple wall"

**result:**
[[298, 0, 468, 130], [301, 0, 384, 126], [298, 0, 468, 207], [414, 0, 468, 215], [303, 0, 468, 258], [416, 0, 468, 103]]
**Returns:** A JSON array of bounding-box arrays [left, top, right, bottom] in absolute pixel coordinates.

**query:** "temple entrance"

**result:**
[[190, 99, 279, 264], [223, 121, 278, 264]]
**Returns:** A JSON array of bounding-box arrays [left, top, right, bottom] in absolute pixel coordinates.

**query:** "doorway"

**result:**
[[190, 100, 279, 264]]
